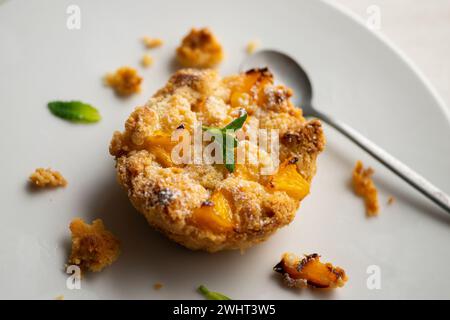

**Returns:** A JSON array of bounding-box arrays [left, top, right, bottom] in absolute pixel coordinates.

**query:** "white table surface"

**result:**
[[333, 0, 450, 112]]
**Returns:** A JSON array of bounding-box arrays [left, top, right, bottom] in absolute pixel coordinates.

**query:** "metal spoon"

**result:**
[[240, 49, 450, 214]]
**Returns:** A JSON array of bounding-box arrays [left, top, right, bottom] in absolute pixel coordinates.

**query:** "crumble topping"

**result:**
[[246, 40, 260, 54], [352, 160, 379, 216], [387, 196, 395, 205], [141, 54, 154, 68], [142, 36, 163, 49], [153, 283, 163, 290], [105, 66, 142, 96], [176, 28, 224, 68], [29, 168, 67, 188], [68, 218, 120, 272]]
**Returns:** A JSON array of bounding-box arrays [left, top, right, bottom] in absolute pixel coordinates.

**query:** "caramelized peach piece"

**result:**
[[274, 253, 348, 289], [268, 160, 310, 201], [234, 164, 259, 182], [146, 133, 178, 167], [176, 28, 223, 68], [193, 191, 234, 232], [229, 68, 274, 106]]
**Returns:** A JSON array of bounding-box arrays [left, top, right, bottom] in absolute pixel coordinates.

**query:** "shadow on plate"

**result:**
[[80, 168, 347, 299], [81, 169, 266, 298]]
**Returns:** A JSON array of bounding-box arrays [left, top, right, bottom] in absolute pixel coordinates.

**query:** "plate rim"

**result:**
[[322, 0, 450, 126]]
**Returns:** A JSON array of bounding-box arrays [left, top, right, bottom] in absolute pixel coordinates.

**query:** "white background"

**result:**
[[335, 0, 450, 111]]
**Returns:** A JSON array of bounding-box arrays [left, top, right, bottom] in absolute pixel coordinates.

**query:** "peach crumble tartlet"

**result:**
[[68, 218, 120, 272], [109, 68, 325, 252], [176, 28, 224, 68]]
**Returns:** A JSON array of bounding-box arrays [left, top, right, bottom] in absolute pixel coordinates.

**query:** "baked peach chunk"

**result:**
[[193, 191, 234, 233], [110, 68, 325, 252], [176, 28, 224, 68], [68, 218, 120, 272], [105, 66, 142, 96], [146, 132, 178, 167], [268, 158, 310, 201], [228, 68, 275, 109], [274, 253, 348, 289]]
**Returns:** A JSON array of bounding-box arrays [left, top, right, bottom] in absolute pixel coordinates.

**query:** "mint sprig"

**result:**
[[202, 111, 247, 172], [48, 101, 101, 123], [198, 285, 231, 300]]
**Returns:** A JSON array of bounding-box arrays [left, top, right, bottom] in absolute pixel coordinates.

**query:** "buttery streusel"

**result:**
[[68, 218, 120, 272], [29, 168, 67, 188], [105, 66, 142, 96], [176, 28, 224, 68]]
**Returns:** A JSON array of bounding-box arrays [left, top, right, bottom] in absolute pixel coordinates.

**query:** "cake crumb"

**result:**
[[55, 295, 64, 300], [142, 36, 163, 49], [352, 160, 379, 216], [68, 218, 120, 273], [141, 54, 154, 68], [153, 282, 163, 290], [29, 168, 67, 188], [105, 66, 142, 96], [387, 196, 395, 205], [176, 27, 224, 68], [246, 40, 259, 54]]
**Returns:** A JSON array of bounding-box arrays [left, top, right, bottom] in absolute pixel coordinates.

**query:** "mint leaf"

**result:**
[[48, 101, 101, 123], [202, 111, 247, 173], [198, 285, 231, 300], [223, 133, 238, 172], [223, 111, 247, 131]]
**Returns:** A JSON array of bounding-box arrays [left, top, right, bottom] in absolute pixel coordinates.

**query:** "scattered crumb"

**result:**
[[141, 54, 154, 68], [352, 160, 379, 216], [55, 295, 64, 300], [274, 253, 348, 289], [246, 40, 259, 54], [153, 282, 163, 290], [68, 218, 120, 273], [176, 27, 224, 68], [29, 168, 67, 188], [105, 66, 142, 96], [387, 196, 395, 205], [142, 36, 163, 49]]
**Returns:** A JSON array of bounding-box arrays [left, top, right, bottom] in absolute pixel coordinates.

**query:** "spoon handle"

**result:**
[[313, 109, 450, 214]]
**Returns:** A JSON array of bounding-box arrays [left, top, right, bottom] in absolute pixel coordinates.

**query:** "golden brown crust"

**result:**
[[29, 168, 67, 188], [110, 68, 325, 252], [176, 28, 224, 68], [68, 218, 120, 272]]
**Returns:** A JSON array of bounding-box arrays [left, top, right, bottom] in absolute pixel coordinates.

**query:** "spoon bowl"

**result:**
[[240, 49, 450, 214], [240, 50, 313, 110]]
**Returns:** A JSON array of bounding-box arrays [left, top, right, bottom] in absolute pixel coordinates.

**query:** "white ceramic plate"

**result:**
[[0, 0, 449, 300]]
